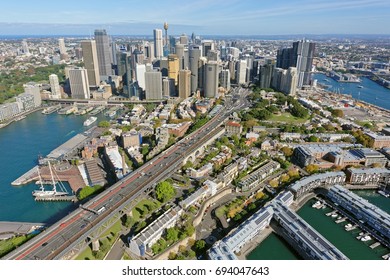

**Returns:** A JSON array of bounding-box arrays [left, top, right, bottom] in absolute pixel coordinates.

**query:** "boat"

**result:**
[[32, 162, 68, 198], [312, 200, 322, 208], [357, 85, 363, 88], [331, 213, 338, 218], [378, 190, 390, 198], [344, 223, 353, 229], [361, 235, 372, 242], [83, 116, 97, 126]]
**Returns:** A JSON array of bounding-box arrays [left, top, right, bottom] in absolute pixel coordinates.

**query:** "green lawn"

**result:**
[[132, 198, 161, 222], [269, 112, 309, 123]]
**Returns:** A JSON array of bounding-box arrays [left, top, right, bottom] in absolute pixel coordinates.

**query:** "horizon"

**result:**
[[1, 0, 389, 36]]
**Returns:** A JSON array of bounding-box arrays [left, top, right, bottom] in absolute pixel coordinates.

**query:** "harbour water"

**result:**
[[313, 73, 390, 110], [246, 233, 302, 260], [0, 110, 107, 224], [248, 191, 390, 260]]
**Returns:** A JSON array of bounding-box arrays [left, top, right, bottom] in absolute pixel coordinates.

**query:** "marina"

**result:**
[[248, 191, 390, 260]]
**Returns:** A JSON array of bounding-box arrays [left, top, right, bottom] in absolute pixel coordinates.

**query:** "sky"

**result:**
[[1, 0, 390, 36]]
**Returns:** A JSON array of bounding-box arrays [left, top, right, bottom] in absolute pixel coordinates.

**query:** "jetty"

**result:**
[[35, 195, 77, 202], [11, 165, 39, 186]]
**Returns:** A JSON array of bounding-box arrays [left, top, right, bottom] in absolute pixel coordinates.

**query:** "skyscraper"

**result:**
[[58, 38, 67, 56], [259, 62, 274, 89], [202, 40, 214, 57], [163, 77, 176, 98], [276, 40, 315, 88], [168, 54, 180, 85], [204, 62, 219, 98], [189, 46, 201, 92], [236, 60, 247, 85], [49, 74, 61, 99], [219, 69, 231, 91], [154, 29, 163, 60], [145, 71, 162, 100], [175, 43, 185, 70], [178, 69, 191, 99], [94, 29, 113, 76], [81, 40, 100, 87], [179, 34, 188, 45], [69, 68, 90, 99]]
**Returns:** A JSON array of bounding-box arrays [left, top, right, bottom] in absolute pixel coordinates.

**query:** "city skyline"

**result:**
[[0, 0, 389, 36]]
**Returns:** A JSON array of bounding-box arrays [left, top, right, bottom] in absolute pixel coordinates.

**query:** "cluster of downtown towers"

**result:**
[[67, 28, 315, 100]]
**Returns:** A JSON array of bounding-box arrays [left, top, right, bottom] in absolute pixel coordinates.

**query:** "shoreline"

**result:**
[[0, 106, 43, 129]]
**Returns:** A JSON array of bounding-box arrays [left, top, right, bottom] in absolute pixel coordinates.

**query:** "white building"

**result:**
[[49, 74, 61, 99], [69, 68, 90, 99]]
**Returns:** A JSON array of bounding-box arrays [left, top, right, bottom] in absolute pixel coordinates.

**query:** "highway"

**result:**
[[3, 87, 250, 260]]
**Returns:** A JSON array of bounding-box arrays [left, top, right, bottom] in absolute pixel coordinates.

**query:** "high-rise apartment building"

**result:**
[[58, 38, 68, 61], [81, 40, 100, 87], [69, 68, 90, 99], [154, 29, 163, 60], [49, 74, 61, 99], [145, 71, 162, 100], [178, 69, 191, 99], [94, 29, 113, 76]]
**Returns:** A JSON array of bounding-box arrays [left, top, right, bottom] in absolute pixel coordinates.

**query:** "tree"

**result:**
[[305, 164, 319, 174], [269, 179, 279, 188], [281, 146, 293, 157], [155, 181, 176, 202], [98, 121, 110, 128], [195, 240, 206, 251], [166, 227, 179, 243], [308, 135, 320, 142]]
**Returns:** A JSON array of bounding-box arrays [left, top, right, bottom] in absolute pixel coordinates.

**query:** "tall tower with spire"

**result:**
[[163, 22, 169, 57]]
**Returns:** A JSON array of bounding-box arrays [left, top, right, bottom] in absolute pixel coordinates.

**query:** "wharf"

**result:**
[[12, 163, 85, 194], [45, 133, 88, 161], [35, 195, 77, 202], [11, 165, 39, 186], [0, 222, 45, 240]]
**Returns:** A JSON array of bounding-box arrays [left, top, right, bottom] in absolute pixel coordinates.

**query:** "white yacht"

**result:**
[[83, 116, 97, 126]]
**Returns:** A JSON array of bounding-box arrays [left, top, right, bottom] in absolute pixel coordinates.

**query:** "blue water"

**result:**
[[0, 111, 107, 224], [314, 73, 390, 110]]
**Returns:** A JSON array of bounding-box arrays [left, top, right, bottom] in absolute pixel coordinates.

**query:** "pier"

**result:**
[[11, 165, 39, 186], [35, 195, 77, 202]]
